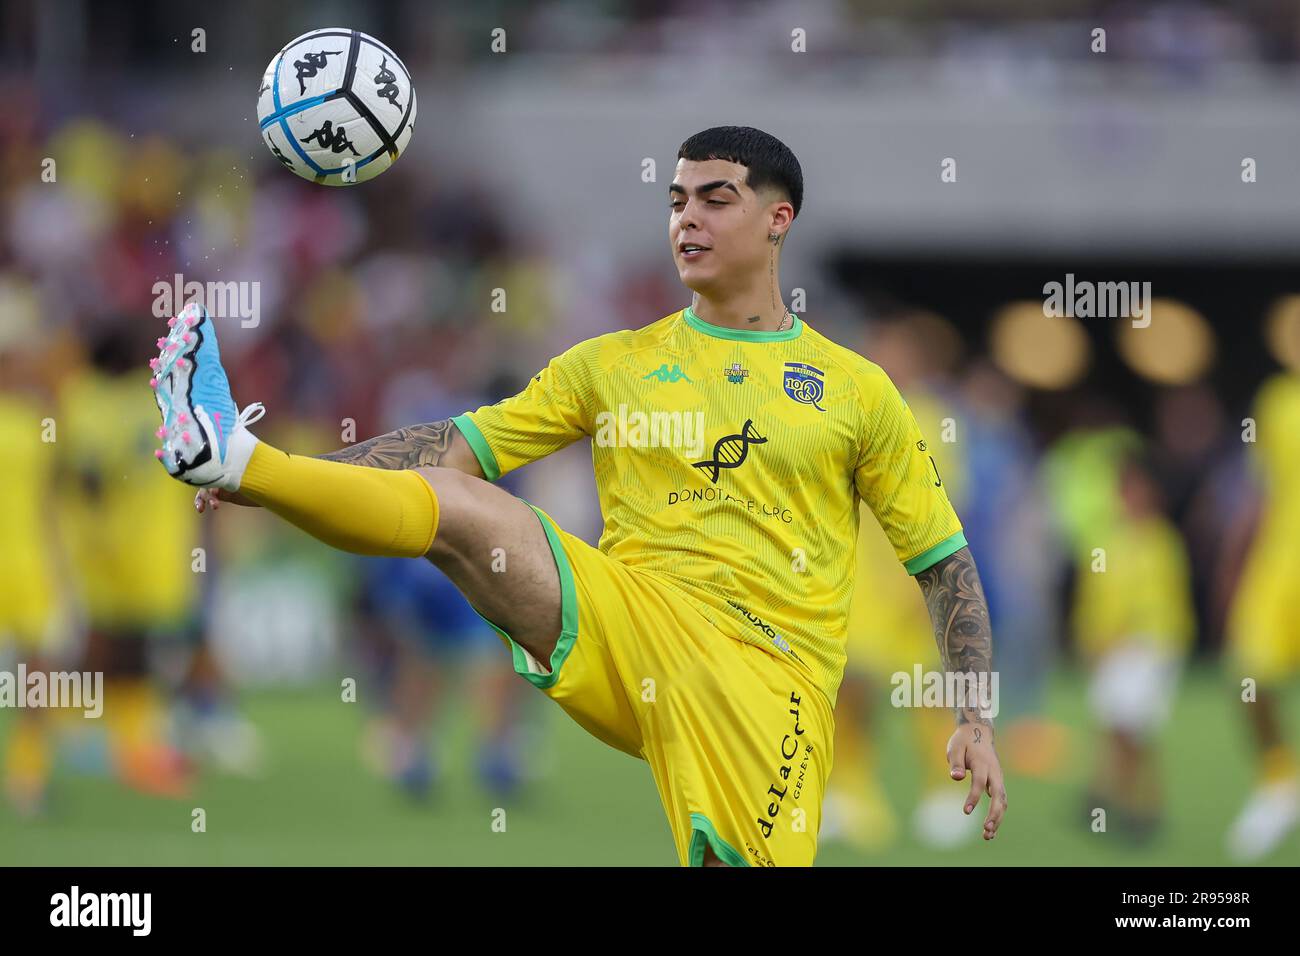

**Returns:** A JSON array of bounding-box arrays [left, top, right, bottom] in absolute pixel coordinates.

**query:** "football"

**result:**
[[256, 28, 417, 186]]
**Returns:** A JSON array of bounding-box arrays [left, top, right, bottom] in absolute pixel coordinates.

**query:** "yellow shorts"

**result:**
[[1227, 551, 1300, 685], [489, 504, 835, 867]]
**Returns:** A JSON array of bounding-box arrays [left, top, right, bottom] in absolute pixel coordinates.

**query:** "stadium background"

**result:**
[[2, 0, 1298, 865]]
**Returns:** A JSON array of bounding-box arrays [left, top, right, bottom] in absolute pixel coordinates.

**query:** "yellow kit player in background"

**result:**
[[154, 127, 1008, 865], [0, 319, 69, 817], [1224, 367, 1300, 860], [61, 329, 201, 797], [828, 324, 980, 852], [1073, 450, 1194, 843]]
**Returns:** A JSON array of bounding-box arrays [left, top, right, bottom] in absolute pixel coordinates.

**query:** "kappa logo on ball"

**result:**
[[782, 362, 826, 411]]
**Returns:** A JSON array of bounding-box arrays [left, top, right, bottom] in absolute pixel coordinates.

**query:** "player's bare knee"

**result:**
[[413, 466, 488, 562]]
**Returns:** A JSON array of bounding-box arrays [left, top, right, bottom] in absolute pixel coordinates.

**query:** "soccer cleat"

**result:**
[[1226, 776, 1300, 861], [150, 302, 263, 490]]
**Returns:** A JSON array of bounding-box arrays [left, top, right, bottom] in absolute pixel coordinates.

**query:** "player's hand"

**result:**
[[194, 488, 259, 512], [947, 722, 1008, 841]]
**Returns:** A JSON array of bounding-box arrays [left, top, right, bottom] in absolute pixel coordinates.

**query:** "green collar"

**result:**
[[683, 305, 803, 342]]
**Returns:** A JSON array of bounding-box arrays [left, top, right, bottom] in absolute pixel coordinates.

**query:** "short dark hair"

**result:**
[[677, 126, 803, 219]]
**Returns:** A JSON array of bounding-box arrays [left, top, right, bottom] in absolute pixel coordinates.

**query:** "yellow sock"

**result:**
[[239, 443, 439, 557], [105, 680, 164, 752], [1261, 745, 1298, 785], [3, 717, 51, 789]]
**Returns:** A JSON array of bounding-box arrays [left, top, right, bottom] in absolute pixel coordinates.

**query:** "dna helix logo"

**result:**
[[692, 419, 767, 483]]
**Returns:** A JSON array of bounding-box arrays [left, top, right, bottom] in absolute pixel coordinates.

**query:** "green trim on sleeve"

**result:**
[[450, 413, 501, 482], [687, 813, 751, 867], [467, 503, 579, 690], [903, 531, 968, 575]]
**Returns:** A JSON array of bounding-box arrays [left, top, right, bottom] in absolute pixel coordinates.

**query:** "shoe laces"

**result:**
[[236, 402, 266, 431]]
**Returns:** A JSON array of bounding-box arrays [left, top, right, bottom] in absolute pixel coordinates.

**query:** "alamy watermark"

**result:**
[[890, 665, 999, 719], [1042, 273, 1151, 328], [152, 273, 260, 328], [593, 404, 706, 457], [0, 666, 103, 718]]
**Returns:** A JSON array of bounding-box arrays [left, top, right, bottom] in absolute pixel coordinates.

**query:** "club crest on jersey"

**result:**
[[783, 362, 826, 412], [723, 363, 749, 384]]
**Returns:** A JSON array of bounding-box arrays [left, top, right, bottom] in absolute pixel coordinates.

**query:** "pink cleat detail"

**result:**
[[176, 359, 187, 370], [149, 357, 160, 369], [167, 317, 177, 328], [178, 412, 189, 425], [184, 333, 194, 343], [154, 448, 165, 459], [182, 431, 191, 443], [157, 337, 167, 348], [149, 377, 158, 387], [155, 426, 167, 439]]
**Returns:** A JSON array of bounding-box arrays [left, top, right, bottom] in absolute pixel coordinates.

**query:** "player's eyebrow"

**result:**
[[668, 180, 742, 198]]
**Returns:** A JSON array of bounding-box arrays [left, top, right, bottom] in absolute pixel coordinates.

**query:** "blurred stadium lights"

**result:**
[[989, 300, 1091, 389], [1116, 298, 1215, 385], [1266, 294, 1300, 371]]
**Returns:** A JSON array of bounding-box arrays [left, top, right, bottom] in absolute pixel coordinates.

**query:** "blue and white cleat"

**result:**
[[149, 302, 263, 490]]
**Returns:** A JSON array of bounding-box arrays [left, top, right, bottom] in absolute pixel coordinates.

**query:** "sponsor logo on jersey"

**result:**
[[723, 362, 749, 384], [692, 419, 766, 483], [643, 363, 692, 383], [783, 362, 826, 411], [665, 487, 793, 523], [727, 601, 803, 662], [751, 688, 815, 841]]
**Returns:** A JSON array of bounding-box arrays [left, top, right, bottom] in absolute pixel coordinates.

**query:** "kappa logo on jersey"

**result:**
[[783, 362, 826, 412], [723, 362, 749, 384], [693, 419, 767, 483], [644, 363, 692, 383], [293, 49, 343, 95]]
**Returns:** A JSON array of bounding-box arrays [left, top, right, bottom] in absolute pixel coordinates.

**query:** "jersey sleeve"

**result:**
[[854, 372, 967, 574], [451, 338, 599, 481]]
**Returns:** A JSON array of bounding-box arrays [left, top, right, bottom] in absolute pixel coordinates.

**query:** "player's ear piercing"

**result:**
[[768, 233, 779, 242]]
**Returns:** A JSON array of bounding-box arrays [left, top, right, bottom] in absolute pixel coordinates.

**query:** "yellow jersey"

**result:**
[[453, 307, 965, 704], [1072, 515, 1195, 659], [58, 368, 199, 629]]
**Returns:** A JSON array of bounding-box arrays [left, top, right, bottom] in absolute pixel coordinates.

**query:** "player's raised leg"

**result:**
[[148, 304, 563, 666]]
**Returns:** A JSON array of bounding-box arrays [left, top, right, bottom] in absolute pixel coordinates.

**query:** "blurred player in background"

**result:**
[[60, 322, 200, 797], [1223, 359, 1300, 860], [358, 553, 534, 800], [355, 376, 539, 800], [0, 302, 70, 817], [1073, 448, 1195, 843], [828, 314, 980, 851]]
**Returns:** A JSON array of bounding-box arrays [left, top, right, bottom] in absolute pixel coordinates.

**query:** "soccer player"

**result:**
[[1073, 449, 1194, 844], [1223, 369, 1300, 860], [150, 126, 1007, 865]]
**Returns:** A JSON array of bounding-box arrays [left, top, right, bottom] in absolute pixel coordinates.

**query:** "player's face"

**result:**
[[669, 158, 775, 294]]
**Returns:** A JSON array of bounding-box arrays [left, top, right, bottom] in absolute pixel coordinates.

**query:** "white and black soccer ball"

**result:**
[[256, 28, 417, 186]]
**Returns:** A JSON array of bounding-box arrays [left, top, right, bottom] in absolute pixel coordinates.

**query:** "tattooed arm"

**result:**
[[914, 545, 1009, 840], [915, 546, 994, 729], [319, 420, 484, 477]]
